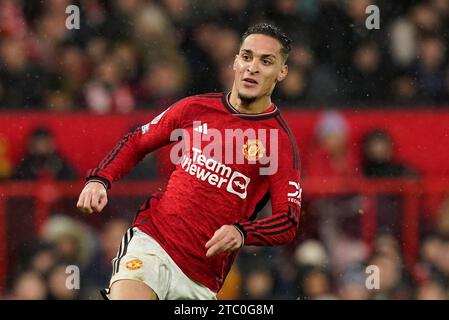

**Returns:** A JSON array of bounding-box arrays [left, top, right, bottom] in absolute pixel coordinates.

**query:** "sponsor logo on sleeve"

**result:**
[[288, 181, 302, 206]]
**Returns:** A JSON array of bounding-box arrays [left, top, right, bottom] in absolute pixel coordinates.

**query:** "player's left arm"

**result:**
[[234, 168, 301, 247], [205, 134, 302, 256]]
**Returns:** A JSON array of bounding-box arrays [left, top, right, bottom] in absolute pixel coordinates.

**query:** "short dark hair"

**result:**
[[363, 129, 392, 147], [241, 23, 292, 62], [31, 127, 52, 139]]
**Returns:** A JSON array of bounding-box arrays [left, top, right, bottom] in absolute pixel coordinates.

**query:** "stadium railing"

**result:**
[[0, 177, 447, 292]]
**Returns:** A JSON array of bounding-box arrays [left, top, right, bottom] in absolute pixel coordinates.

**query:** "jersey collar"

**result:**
[[221, 92, 280, 120]]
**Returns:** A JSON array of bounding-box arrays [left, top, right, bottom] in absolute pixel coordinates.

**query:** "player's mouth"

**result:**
[[242, 77, 258, 87]]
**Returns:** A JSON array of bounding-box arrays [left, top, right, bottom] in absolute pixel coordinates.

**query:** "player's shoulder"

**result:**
[[173, 93, 224, 112], [272, 109, 293, 138], [272, 110, 301, 169], [169, 93, 224, 110], [183, 92, 225, 104]]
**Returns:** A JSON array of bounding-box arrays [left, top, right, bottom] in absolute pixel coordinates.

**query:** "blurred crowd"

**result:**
[[1, 108, 449, 300], [1, 0, 449, 300], [0, 0, 449, 112], [3, 191, 449, 300]]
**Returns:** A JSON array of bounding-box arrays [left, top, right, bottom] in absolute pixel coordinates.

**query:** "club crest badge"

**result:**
[[243, 139, 265, 161], [125, 258, 143, 270]]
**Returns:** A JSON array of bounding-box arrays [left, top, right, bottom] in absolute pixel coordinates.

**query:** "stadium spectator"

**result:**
[[1, 0, 449, 109], [160, 0, 194, 32], [275, 65, 308, 106], [278, 44, 342, 106], [136, 58, 188, 108], [242, 269, 276, 300], [0, 0, 28, 40], [305, 111, 365, 275], [415, 279, 448, 300], [0, 38, 51, 109], [44, 90, 74, 112], [83, 56, 136, 113], [434, 197, 449, 239], [368, 247, 413, 299], [83, 218, 129, 298], [237, 245, 281, 298], [305, 110, 358, 178], [296, 266, 335, 300], [8, 270, 48, 300], [362, 129, 418, 178], [46, 263, 79, 300], [361, 129, 418, 235], [215, 0, 253, 34], [410, 36, 447, 103], [28, 245, 57, 276], [389, 74, 418, 104], [99, 0, 143, 42], [49, 44, 90, 111], [13, 128, 76, 180], [40, 215, 95, 268], [336, 265, 370, 300], [346, 41, 389, 105], [266, 0, 311, 46]]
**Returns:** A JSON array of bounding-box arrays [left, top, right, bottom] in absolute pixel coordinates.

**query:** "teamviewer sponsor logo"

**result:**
[[226, 171, 251, 199], [227, 172, 250, 199], [181, 147, 250, 199]]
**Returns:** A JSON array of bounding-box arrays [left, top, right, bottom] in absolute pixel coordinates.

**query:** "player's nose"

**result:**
[[246, 59, 259, 74]]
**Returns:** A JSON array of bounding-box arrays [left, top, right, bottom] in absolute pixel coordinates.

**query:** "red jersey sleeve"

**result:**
[[85, 98, 188, 188], [235, 129, 302, 246]]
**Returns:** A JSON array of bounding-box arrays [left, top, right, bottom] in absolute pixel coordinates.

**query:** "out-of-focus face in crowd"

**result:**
[[0, 38, 26, 71], [363, 132, 393, 165], [101, 219, 129, 261], [11, 271, 47, 300], [27, 130, 56, 158]]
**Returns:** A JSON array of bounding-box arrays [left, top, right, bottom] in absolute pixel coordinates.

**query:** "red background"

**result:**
[[1, 109, 448, 178]]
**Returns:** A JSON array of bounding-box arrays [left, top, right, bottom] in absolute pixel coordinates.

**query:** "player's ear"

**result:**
[[277, 64, 288, 82]]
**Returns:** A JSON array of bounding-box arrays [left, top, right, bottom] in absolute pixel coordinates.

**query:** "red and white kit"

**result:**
[[87, 92, 302, 293]]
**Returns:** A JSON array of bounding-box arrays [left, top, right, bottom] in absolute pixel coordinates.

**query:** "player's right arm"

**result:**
[[77, 181, 108, 214], [76, 98, 189, 214]]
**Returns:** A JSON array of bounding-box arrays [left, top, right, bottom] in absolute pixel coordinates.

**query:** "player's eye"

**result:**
[[242, 54, 251, 61], [263, 59, 272, 65]]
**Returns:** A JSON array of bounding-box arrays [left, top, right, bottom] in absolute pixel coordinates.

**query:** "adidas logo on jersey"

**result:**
[[193, 122, 208, 134]]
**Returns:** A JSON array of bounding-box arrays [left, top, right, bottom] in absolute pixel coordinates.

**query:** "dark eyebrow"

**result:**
[[240, 49, 277, 60], [261, 54, 276, 60]]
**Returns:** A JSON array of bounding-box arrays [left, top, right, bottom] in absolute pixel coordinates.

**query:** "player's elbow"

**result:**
[[286, 227, 298, 244], [278, 225, 298, 245]]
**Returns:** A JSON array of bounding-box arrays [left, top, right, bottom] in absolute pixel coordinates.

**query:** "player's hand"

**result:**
[[76, 181, 108, 214], [205, 225, 243, 257]]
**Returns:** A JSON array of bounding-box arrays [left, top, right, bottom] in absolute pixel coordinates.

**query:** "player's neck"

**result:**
[[229, 90, 272, 114]]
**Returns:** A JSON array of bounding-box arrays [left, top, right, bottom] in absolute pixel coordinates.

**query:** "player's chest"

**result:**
[[179, 120, 279, 197], [182, 114, 278, 167]]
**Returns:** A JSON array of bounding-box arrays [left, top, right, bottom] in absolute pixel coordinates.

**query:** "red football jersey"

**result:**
[[87, 92, 302, 292]]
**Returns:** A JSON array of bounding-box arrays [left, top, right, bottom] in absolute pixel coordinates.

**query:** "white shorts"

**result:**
[[101, 227, 217, 300]]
